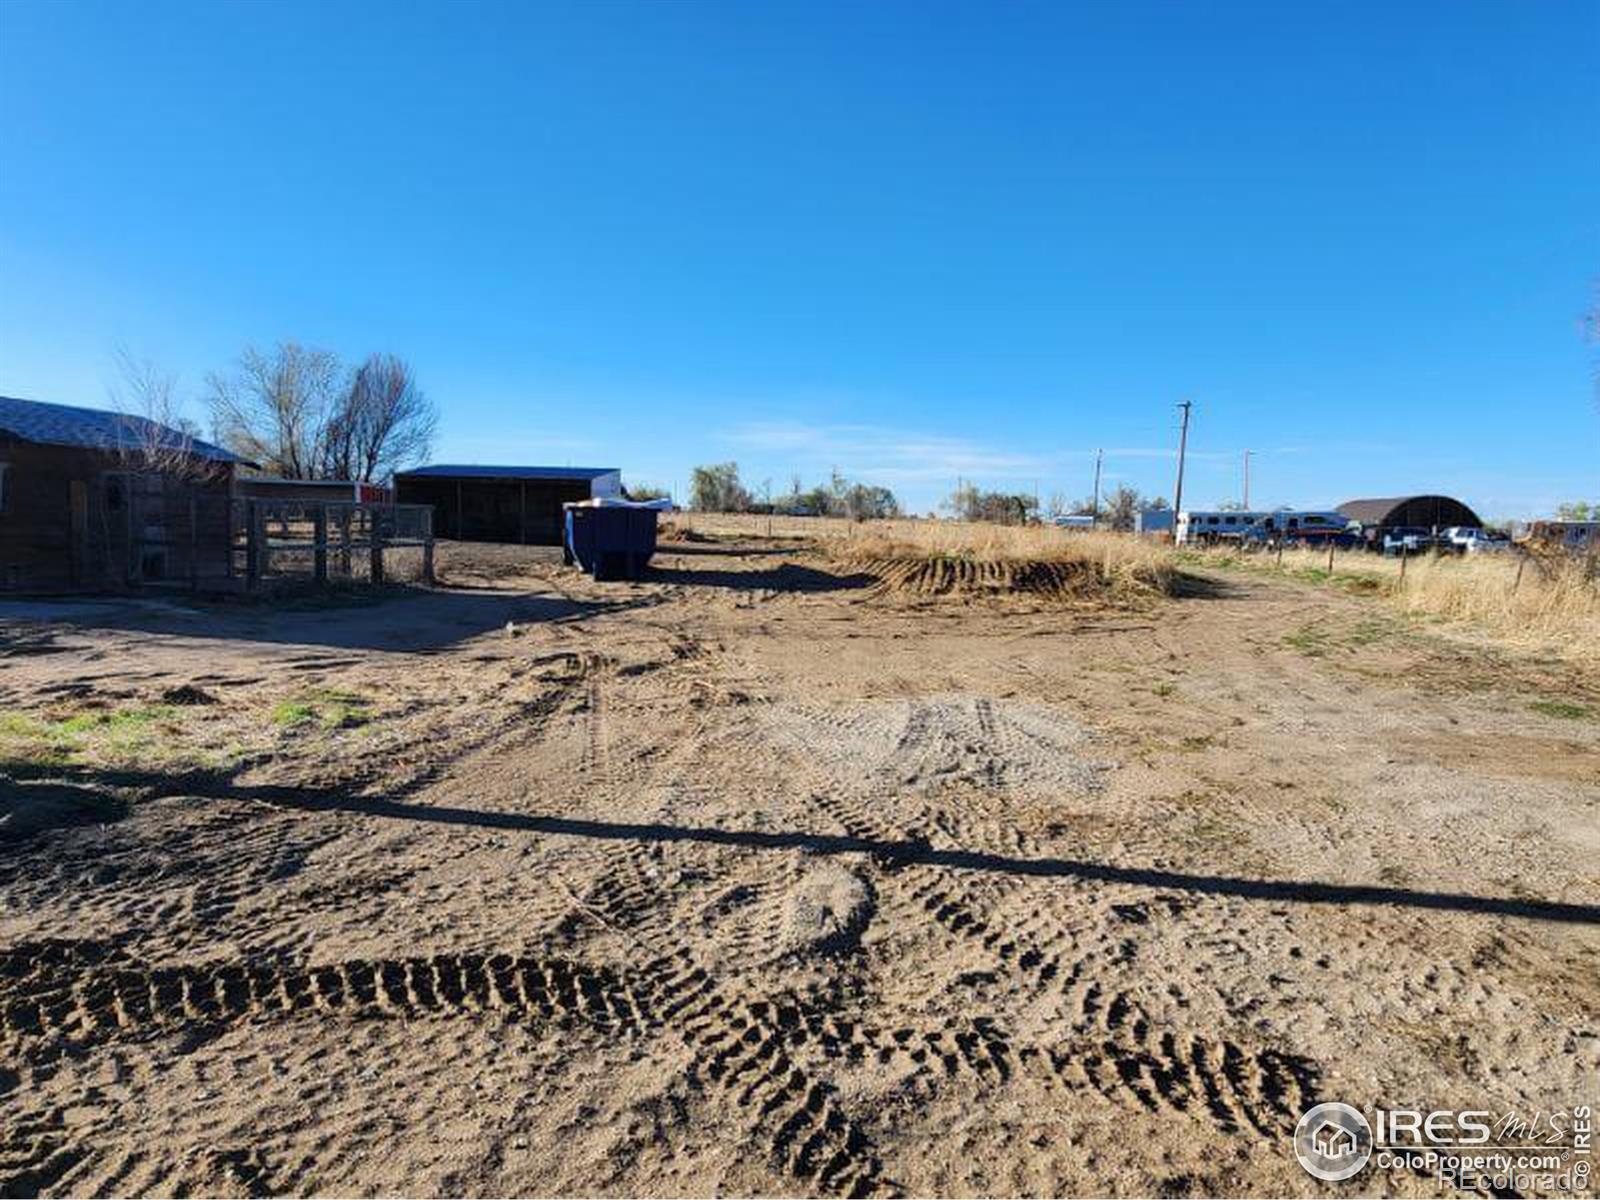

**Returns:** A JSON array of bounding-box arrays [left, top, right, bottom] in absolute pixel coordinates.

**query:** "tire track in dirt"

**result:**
[[476, 633, 899, 1197], [804, 790, 1324, 1139], [0, 940, 649, 1046], [0, 651, 608, 964], [1, 1108, 85, 1200], [637, 952, 893, 1198]]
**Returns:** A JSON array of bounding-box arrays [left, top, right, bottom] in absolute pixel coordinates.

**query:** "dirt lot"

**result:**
[[2, 535, 1597, 1197]]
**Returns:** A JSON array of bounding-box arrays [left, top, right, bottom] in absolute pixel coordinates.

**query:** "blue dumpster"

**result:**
[[563, 500, 659, 581]]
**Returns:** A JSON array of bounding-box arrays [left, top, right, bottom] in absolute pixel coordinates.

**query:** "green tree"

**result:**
[[944, 484, 1038, 525], [1100, 484, 1143, 532], [689, 462, 753, 512]]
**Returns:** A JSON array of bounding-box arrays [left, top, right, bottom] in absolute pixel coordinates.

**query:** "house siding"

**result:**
[[0, 436, 235, 590]]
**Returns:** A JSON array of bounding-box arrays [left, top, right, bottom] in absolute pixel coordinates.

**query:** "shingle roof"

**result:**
[[0, 395, 245, 463], [395, 464, 619, 481]]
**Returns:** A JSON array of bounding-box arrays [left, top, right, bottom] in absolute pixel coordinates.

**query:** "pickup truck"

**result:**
[[1382, 528, 1444, 556], [1441, 526, 1509, 554]]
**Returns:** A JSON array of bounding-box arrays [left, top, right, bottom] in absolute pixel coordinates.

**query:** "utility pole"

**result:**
[[1092, 448, 1103, 521], [1242, 448, 1251, 510], [1173, 400, 1192, 521]]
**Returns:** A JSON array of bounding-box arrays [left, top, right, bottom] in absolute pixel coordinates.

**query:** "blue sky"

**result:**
[[1, 0, 1595, 516]]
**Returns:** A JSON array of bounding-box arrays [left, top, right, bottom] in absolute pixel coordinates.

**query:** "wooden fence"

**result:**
[[232, 500, 435, 589]]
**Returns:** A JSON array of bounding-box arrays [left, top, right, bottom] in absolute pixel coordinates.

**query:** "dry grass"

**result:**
[[850, 523, 1172, 574], [664, 513, 1177, 602], [665, 511, 936, 542], [1200, 544, 1600, 661]]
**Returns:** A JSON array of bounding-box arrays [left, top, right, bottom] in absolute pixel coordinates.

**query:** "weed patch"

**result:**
[[0, 704, 183, 767], [1529, 699, 1591, 721], [272, 689, 375, 731]]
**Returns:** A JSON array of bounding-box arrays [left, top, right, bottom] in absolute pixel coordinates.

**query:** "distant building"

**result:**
[[1519, 520, 1600, 552], [1338, 495, 1482, 551], [0, 394, 247, 590], [393, 464, 622, 545], [1135, 508, 1174, 536]]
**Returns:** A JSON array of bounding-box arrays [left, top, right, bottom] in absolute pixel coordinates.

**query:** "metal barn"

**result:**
[[1337, 495, 1483, 532], [393, 464, 622, 545]]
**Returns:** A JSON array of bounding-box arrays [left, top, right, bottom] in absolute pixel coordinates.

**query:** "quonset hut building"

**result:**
[[1337, 495, 1483, 549]]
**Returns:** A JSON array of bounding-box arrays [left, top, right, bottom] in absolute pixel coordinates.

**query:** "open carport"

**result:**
[[394, 464, 621, 545]]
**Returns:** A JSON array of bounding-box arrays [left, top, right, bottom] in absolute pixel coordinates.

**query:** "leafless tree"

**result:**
[[206, 342, 342, 479], [107, 347, 225, 484], [323, 354, 438, 482]]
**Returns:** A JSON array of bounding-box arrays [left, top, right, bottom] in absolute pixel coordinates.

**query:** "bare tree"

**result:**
[[108, 347, 224, 483], [206, 342, 342, 479], [323, 354, 437, 482]]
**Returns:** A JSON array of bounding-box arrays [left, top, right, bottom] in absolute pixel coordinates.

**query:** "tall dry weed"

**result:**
[[667, 512, 1177, 599], [1212, 544, 1600, 661]]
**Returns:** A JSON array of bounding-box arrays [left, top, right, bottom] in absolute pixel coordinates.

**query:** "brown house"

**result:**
[[0, 395, 249, 591]]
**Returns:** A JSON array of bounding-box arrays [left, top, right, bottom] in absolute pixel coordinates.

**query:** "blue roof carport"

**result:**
[[393, 465, 622, 546]]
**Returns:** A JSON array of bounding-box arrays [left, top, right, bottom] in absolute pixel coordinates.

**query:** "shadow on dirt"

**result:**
[[1169, 572, 1245, 600], [0, 588, 662, 653], [0, 775, 130, 844], [655, 543, 803, 559], [646, 563, 874, 593], [12, 761, 1599, 928]]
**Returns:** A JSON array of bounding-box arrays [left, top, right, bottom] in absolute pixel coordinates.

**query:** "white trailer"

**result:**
[[1175, 510, 1269, 545]]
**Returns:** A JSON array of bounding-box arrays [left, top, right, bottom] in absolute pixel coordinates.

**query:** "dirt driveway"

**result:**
[[3, 539, 1597, 1196]]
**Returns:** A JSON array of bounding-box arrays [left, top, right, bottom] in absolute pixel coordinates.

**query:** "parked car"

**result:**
[[1441, 526, 1509, 555], [1382, 528, 1444, 556], [1249, 511, 1359, 547]]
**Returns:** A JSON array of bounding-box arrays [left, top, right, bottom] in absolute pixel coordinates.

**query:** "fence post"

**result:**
[[1399, 547, 1408, 584], [338, 507, 352, 575], [245, 500, 261, 590], [422, 508, 435, 585], [1276, 537, 1284, 568], [1513, 555, 1526, 595], [370, 505, 385, 585], [1326, 540, 1335, 574], [257, 502, 271, 581], [313, 506, 328, 584]]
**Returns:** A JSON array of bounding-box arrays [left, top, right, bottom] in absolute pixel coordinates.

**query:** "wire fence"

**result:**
[[230, 500, 435, 588]]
